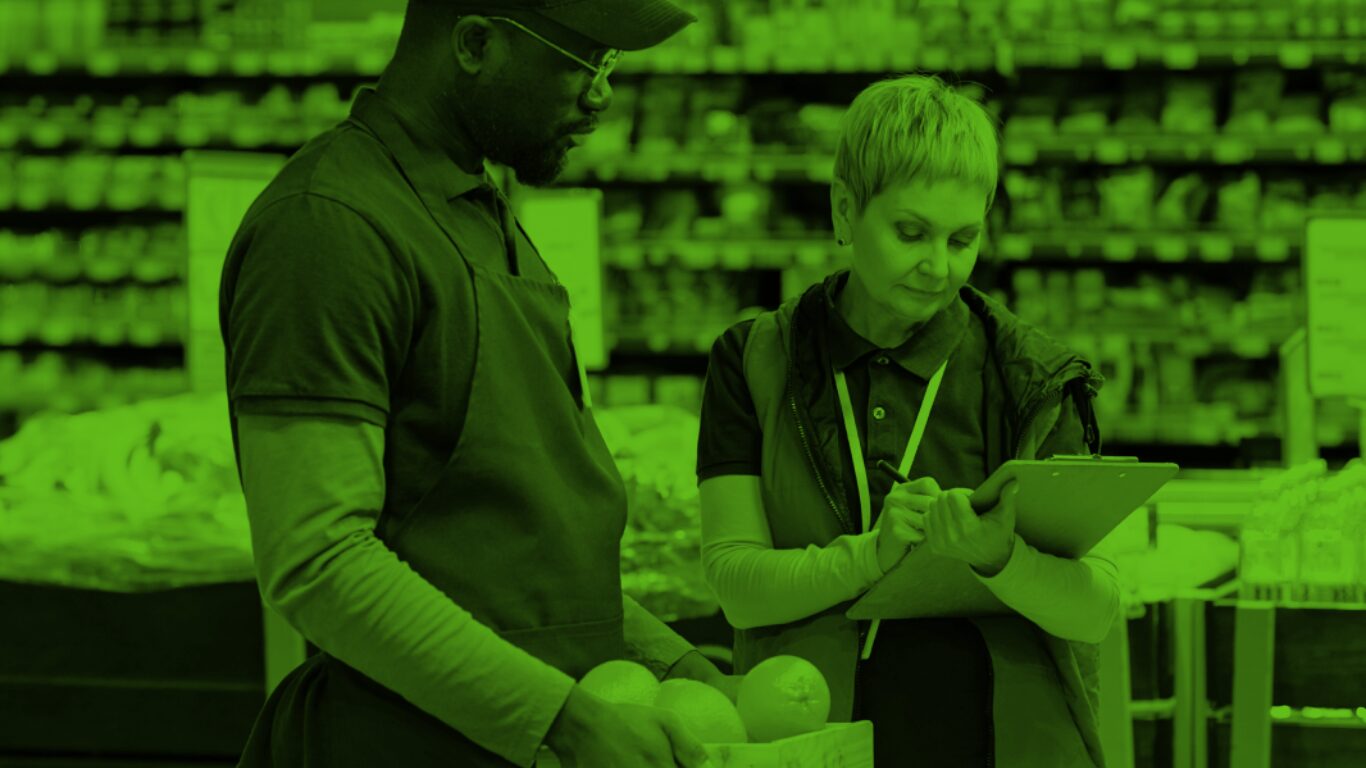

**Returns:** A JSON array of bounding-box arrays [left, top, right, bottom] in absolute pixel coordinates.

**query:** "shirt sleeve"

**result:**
[[239, 413, 574, 768], [697, 320, 762, 481], [973, 389, 1121, 644], [621, 595, 700, 679], [222, 194, 415, 426]]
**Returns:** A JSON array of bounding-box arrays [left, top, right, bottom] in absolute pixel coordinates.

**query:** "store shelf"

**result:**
[[1211, 705, 1366, 730], [995, 231, 1300, 263], [1002, 133, 1366, 166], [565, 151, 834, 184], [0, 341, 184, 353], [6, 38, 1364, 78], [1131, 698, 1179, 721], [999, 38, 1366, 71], [603, 231, 1302, 270], [605, 238, 835, 270]]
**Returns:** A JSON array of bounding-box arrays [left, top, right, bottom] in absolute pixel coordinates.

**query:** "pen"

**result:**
[[875, 459, 911, 485]]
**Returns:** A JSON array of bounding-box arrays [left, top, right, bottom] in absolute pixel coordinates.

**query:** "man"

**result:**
[[219, 2, 721, 766]]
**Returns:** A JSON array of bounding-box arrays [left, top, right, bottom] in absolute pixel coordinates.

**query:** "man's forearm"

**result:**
[[622, 594, 700, 680]]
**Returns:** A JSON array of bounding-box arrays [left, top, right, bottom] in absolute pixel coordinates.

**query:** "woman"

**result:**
[[696, 74, 1120, 767]]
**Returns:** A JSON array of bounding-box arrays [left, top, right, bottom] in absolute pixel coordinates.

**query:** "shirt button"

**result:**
[[872, 406, 887, 421], [875, 356, 890, 365]]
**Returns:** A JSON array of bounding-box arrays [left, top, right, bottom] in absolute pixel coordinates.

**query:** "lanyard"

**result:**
[[833, 356, 948, 660]]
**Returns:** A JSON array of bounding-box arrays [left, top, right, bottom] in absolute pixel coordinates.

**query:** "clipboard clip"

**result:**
[[1045, 454, 1139, 462]]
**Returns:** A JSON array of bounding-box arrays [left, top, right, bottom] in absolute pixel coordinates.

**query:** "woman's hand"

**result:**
[[875, 478, 936, 573], [921, 480, 1020, 576]]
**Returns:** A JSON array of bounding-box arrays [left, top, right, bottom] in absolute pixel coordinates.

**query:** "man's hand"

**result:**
[[665, 651, 742, 704], [922, 480, 1020, 576], [663, 650, 724, 686], [545, 686, 712, 768]]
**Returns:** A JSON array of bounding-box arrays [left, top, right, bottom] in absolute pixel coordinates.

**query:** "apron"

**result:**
[[237, 96, 628, 767]]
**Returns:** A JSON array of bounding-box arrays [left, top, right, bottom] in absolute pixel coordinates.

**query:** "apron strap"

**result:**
[[833, 358, 949, 660]]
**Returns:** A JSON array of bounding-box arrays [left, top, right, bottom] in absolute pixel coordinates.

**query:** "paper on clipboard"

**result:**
[[846, 456, 1179, 621]]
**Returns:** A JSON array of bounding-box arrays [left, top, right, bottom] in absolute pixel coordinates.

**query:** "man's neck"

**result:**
[[376, 66, 486, 177]]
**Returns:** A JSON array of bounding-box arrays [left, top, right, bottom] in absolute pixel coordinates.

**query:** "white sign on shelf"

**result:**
[[184, 151, 286, 394], [514, 188, 607, 371], [1304, 215, 1366, 399]]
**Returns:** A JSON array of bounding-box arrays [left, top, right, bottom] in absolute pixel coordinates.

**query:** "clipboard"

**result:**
[[846, 455, 1179, 620]]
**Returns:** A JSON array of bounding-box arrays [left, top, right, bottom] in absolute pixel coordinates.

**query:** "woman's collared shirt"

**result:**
[[697, 272, 1002, 764]]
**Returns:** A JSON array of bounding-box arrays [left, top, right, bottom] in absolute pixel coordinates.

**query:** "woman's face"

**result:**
[[835, 177, 988, 326]]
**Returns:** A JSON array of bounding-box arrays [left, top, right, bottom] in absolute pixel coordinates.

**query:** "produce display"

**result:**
[[562, 654, 834, 751], [0, 395, 718, 623], [1240, 458, 1366, 603], [0, 391, 249, 590]]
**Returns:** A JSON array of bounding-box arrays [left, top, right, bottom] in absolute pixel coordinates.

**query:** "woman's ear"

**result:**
[[830, 179, 852, 245]]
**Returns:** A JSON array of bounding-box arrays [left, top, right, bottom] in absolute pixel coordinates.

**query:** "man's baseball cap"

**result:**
[[452, 0, 697, 51]]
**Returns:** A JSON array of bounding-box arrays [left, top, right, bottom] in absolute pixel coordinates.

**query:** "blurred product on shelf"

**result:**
[[0, 392, 716, 619], [1113, 523, 1239, 604], [0, 283, 185, 348], [0, 153, 185, 211], [595, 404, 718, 621], [0, 350, 187, 415], [0, 224, 184, 283], [0, 85, 353, 151], [1004, 167, 1366, 236], [0, 391, 249, 591], [606, 267, 761, 354], [1240, 459, 1366, 604]]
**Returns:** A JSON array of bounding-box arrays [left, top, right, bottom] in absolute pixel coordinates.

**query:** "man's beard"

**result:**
[[463, 105, 567, 187]]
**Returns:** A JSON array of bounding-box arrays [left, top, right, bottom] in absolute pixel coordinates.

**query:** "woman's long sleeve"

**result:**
[[702, 530, 885, 630], [974, 535, 1121, 644]]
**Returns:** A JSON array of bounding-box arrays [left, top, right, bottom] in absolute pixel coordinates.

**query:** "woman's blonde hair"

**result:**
[[834, 74, 1001, 217]]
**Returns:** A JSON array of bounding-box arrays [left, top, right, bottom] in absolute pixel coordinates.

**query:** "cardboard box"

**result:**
[[535, 721, 873, 768]]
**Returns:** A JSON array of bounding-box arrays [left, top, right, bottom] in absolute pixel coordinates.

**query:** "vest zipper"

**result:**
[[789, 391, 854, 535], [986, 655, 996, 768]]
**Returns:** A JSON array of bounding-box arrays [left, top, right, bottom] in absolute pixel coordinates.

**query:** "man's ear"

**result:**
[[450, 15, 498, 75]]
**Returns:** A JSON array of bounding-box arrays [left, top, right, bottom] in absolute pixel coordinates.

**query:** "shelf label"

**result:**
[[998, 234, 1032, 260], [1213, 138, 1252, 164], [186, 49, 219, 76], [1102, 45, 1137, 70], [1162, 43, 1199, 70], [232, 51, 267, 76], [1278, 42, 1314, 69], [1315, 137, 1347, 165], [1255, 236, 1291, 262], [1305, 216, 1366, 398], [26, 51, 59, 75], [719, 244, 751, 270], [832, 48, 860, 72], [921, 47, 948, 71], [1004, 141, 1038, 166], [796, 243, 829, 266], [1153, 236, 1188, 262], [710, 47, 741, 73], [1198, 235, 1234, 262], [86, 50, 118, 76], [806, 157, 832, 182], [1102, 235, 1137, 261], [1095, 138, 1128, 165]]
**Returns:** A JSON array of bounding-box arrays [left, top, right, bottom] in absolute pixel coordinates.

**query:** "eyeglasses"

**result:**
[[486, 16, 622, 91]]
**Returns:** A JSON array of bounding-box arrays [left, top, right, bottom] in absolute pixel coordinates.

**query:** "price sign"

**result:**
[[516, 189, 607, 371], [184, 151, 286, 393], [1305, 216, 1366, 398]]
